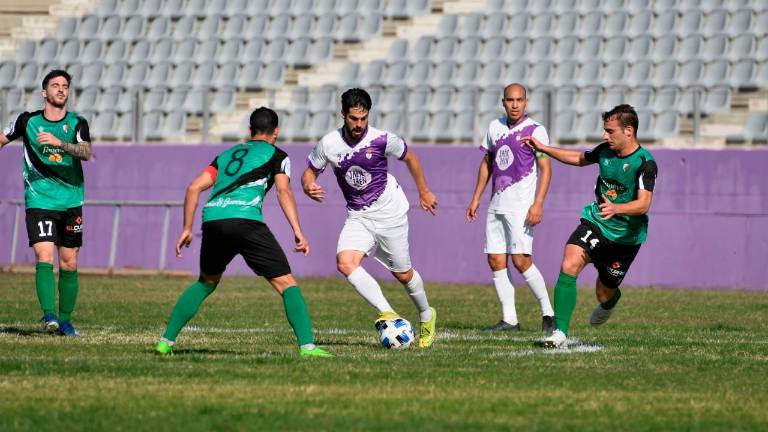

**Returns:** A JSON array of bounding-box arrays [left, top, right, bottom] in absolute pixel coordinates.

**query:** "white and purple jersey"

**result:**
[[481, 115, 549, 214], [308, 125, 410, 221]]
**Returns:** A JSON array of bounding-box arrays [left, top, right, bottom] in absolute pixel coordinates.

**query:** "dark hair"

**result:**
[[42, 69, 71, 89], [249, 107, 279, 135], [602, 104, 639, 136], [341, 88, 372, 113]]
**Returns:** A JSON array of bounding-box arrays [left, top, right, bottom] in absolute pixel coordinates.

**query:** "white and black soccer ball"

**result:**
[[376, 317, 414, 350]]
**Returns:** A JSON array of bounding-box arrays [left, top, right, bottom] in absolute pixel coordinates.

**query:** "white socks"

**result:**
[[403, 270, 432, 322], [520, 264, 554, 317], [347, 266, 394, 313], [493, 269, 518, 325]]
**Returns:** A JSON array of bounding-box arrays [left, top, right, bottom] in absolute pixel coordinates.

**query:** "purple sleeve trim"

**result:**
[[398, 141, 409, 160], [478, 145, 491, 154], [306, 157, 325, 173]]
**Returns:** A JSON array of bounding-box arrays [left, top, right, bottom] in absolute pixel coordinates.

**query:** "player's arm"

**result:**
[[522, 135, 593, 166], [38, 118, 92, 161], [401, 150, 438, 215], [275, 173, 309, 256], [0, 133, 10, 149], [1, 112, 26, 150], [176, 169, 214, 257], [527, 155, 552, 226], [466, 155, 491, 221], [301, 166, 325, 203], [598, 160, 657, 220]]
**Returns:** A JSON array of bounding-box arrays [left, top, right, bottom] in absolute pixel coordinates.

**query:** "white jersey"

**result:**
[[307, 125, 410, 223], [481, 115, 549, 214]]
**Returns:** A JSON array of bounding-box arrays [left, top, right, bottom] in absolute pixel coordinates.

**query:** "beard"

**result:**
[[46, 95, 67, 109]]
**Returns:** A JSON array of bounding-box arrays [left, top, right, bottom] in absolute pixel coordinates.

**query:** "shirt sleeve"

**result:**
[[638, 159, 657, 192], [531, 125, 550, 159], [204, 157, 218, 182], [74, 117, 91, 143], [2, 112, 28, 142], [583, 142, 609, 164], [272, 150, 291, 178], [480, 127, 494, 155], [307, 140, 328, 173], [384, 133, 408, 160]]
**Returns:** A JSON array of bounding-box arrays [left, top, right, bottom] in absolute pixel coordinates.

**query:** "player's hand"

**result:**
[[419, 190, 438, 215], [466, 198, 480, 221], [294, 231, 309, 256], [522, 135, 544, 152], [37, 132, 63, 147], [175, 229, 193, 257], [525, 201, 544, 226], [597, 194, 617, 220], [303, 182, 325, 203]]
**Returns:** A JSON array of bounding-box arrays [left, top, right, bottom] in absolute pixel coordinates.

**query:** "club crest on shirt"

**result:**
[[623, 163, 631, 172], [63, 124, 69, 133], [365, 147, 374, 159]]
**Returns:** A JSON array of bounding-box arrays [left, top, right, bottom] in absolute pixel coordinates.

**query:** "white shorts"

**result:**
[[337, 216, 412, 273], [484, 212, 534, 255]]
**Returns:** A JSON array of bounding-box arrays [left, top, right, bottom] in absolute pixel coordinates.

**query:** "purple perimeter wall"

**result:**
[[1, 144, 766, 291]]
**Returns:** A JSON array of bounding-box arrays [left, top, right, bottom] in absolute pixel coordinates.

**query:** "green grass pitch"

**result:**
[[1, 273, 766, 431]]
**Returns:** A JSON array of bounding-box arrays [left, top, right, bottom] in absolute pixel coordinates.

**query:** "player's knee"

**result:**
[[486, 254, 507, 272], [268, 274, 296, 293], [392, 269, 413, 284], [510, 255, 532, 273], [59, 257, 77, 271], [560, 259, 581, 276], [336, 260, 357, 276]]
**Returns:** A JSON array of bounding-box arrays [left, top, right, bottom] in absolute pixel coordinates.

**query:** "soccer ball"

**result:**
[[376, 317, 415, 350]]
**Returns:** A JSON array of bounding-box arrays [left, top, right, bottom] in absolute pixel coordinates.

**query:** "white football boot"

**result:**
[[541, 329, 567, 348]]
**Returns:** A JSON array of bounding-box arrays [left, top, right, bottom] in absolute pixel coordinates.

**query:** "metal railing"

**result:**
[[4, 199, 183, 273]]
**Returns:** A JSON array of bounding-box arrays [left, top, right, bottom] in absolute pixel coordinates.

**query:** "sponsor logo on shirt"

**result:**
[[345, 165, 372, 190], [495, 145, 514, 171], [48, 153, 63, 163]]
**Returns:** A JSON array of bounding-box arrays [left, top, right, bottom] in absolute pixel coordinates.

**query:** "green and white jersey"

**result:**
[[202, 140, 290, 223], [581, 142, 658, 245], [3, 111, 90, 211]]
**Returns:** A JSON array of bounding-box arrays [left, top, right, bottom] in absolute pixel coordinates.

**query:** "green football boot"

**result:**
[[155, 340, 174, 356], [299, 346, 333, 358]]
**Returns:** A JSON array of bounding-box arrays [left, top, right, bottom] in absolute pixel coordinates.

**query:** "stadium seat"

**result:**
[[74, 87, 98, 114], [338, 63, 360, 88], [701, 34, 729, 62], [652, 10, 678, 37], [553, 12, 578, 38], [55, 17, 78, 41], [505, 36, 528, 61], [652, 85, 680, 113], [436, 15, 459, 37], [264, 38, 289, 62], [17, 63, 39, 91], [702, 8, 729, 36], [91, 112, 118, 140], [118, 0, 141, 17], [431, 61, 456, 87], [408, 61, 433, 87], [432, 36, 458, 62], [627, 10, 653, 37], [142, 87, 166, 113], [102, 63, 128, 90], [575, 61, 602, 88], [480, 14, 506, 40], [528, 37, 555, 62], [430, 110, 454, 141], [575, 85, 602, 112], [458, 13, 483, 39], [577, 12, 604, 38], [603, 86, 628, 111], [649, 110, 678, 140], [551, 61, 578, 87], [554, 109, 581, 142], [222, 16, 247, 41], [727, 33, 756, 62], [702, 85, 732, 113], [678, 60, 704, 87], [96, 0, 117, 18], [309, 111, 336, 141], [122, 16, 145, 42], [428, 86, 454, 113], [14, 40, 35, 64], [104, 40, 128, 63], [138, 0, 163, 18], [159, 0, 185, 19], [286, 37, 312, 67], [530, 12, 556, 38], [407, 86, 431, 113], [479, 61, 505, 88], [627, 85, 654, 111], [678, 35, 704, 62], [603, 36, 629, 61], [627, 35, 652, 62], [676, 10, 704, 37], [289, 14, 315, 40], [701, 60, 729, 87], [80, 62, 104, 87], [171, 16, 196, 41], [651, 35, 678, 63], [730, 59, 757, 88], [260, 62, 286, 89], [579, 110, 604, 141], [456, 37, 482, 63], [726, 112, 768, 143], [604, 10, 630, 37], [211, 87, 236, 113], [0, 61, 16, 89], [503, 61, 528, 85], [455, 61, 482, 87], [652, 60, 679, 87], [361, 60, 386, 86]]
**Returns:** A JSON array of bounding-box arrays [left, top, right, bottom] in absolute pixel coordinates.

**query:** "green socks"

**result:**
[[282, 286, 314, 347], [162, 280, 218, 342], [58, 269, 79, 321], [553, 272, 578, 336], [602, 288, 622, 310], [35, 262, 56, 315]]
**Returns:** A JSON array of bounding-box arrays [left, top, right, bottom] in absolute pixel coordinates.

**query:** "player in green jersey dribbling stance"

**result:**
[[523, 104, 658, 348], [0, 70, 92, 337], [155, 107, 330, 358]]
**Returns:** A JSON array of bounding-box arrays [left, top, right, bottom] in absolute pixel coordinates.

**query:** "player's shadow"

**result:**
[[315, 339, 377, 347], [0, 326, 51, 337]]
